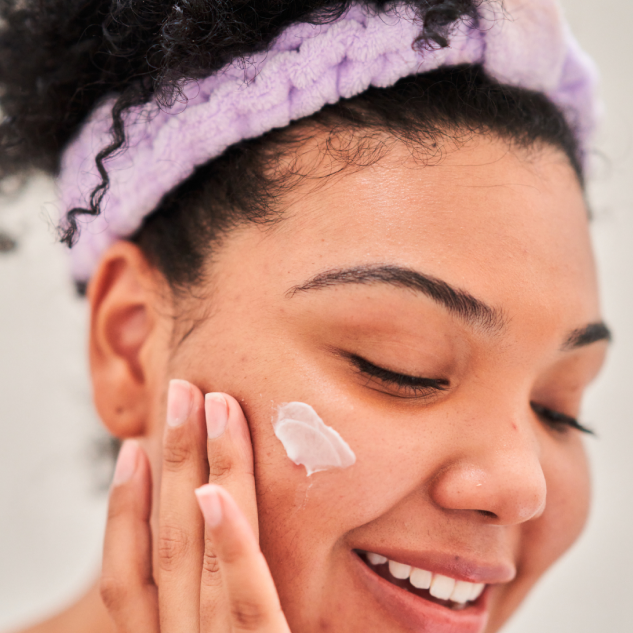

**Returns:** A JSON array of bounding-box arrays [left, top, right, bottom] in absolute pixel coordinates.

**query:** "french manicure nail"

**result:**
[[113, 440, 139, 486], [167, 379, 193, 427], [195, 484, 223, 528], [205, 393, 229, 439]]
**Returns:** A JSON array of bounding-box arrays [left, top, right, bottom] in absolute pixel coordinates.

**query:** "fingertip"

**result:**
[[112, 439, 140, 487], [195, 483, 223, 528], [196, 484, 253, 536], [167, 379, 194, 427], [222, 394, 254, 448], [205, 393, 229, 439], [221, 393, 247, 420], [110, 440, 152, 518], [164, 379, 206, 454]]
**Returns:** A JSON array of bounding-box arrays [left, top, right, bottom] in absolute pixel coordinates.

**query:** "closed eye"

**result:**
[[530, 402, 594, 435], [345, 353, 449, 399], [342, 352, 594, 433]]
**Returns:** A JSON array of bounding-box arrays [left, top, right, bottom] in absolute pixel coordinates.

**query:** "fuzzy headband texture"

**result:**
[[58, 0, 599, 281]]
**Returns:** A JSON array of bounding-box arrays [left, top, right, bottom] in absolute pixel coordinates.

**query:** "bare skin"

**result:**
[[17, 584, 114, 633], [19, 133, 608, 633]]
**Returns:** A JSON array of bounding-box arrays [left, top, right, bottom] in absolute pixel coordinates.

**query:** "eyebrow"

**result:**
[[563, 322, 612, 350], [286, 264, 505, 332]]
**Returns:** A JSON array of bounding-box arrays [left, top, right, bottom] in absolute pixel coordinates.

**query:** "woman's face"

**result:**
[[106, 134, 608, 633]]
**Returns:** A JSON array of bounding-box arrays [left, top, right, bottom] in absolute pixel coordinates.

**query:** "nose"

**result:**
[[428, 411, 547, 526]]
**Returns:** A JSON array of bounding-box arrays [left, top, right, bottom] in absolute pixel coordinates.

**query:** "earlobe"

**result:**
[[88, 241, 165, 439]]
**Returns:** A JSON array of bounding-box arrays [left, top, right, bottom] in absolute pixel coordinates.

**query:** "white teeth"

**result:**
[[388, 560, 412, 579], [410, 568, 432, 590], [469, 583, 485, 601], [430, 574, 456, 600], [366, 552, 487, 605], [366, 552, 388, 566], [450, 580, 474, 604]]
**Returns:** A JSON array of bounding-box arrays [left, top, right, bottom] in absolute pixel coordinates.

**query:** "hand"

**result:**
[[100, 379, 291, 632]]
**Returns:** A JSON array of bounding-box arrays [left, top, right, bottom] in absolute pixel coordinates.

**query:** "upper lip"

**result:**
[[358, 547, 516, 585]]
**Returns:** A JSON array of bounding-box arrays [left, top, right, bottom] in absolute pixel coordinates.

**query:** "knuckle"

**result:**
[[207, 452, 234, 482], [230, 599, 269, 631], [201, 548, 222, 586], [157, 524, 190, 571], [100, 575, 126, 611], [162, 440, 191, 471]]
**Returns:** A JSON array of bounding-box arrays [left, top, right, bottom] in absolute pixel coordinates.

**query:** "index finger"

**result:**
[[205, 392, 258, 537], [199, 392, 259, 622]]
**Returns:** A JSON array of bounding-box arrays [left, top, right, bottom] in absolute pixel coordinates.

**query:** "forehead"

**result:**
[[251, 135, 599, 327]]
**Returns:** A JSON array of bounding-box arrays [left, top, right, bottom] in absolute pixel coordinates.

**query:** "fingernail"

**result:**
[[195, 484, 223, 528], [113, 440, 139, 486], [167, 379, 193, 427], [205, 393, 228, 439]]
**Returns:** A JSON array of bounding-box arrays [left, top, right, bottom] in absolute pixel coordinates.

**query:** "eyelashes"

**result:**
[[347, 353, 593, 434], [530, 402, 594, 435], [347, 353, 449, 398]]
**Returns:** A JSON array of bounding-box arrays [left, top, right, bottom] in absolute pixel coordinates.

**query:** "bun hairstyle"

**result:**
[[0, 0, 585, 294]]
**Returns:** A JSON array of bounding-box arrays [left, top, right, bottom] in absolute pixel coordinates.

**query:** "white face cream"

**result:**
[[273, 402, 356, 476]]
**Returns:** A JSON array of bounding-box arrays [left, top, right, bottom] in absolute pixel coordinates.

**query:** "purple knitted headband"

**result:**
[[58, 0, 599, 282]]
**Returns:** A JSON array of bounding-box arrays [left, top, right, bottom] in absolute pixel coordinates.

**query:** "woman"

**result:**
[[0, 0, 610, 631]]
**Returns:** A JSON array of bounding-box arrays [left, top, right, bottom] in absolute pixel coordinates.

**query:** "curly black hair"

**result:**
[[0, 0, 477, 180], [0, 0, 582, 294]]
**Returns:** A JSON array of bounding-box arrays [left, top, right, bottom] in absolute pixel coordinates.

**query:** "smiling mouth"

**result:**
[[357, 550, 486, 611]]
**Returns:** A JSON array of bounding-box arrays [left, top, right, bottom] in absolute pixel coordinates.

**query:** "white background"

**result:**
[[1, 1, 632, 630]]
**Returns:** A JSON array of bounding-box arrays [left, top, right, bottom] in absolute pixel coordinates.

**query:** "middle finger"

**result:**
[[157, 379, 208, 631], [200, 393, 259, 628]]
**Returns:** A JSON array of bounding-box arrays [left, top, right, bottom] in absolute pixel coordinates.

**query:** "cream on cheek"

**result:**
[[273, 402, 356, 476]]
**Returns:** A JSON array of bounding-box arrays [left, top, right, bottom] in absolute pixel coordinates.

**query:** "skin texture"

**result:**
[[63, 133, 606, 633]]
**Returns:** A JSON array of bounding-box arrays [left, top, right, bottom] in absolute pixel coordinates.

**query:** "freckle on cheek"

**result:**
[[272, 402, 356, 476]]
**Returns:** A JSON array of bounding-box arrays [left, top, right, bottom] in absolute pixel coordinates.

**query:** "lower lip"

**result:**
[[351, 552, 490, 633]]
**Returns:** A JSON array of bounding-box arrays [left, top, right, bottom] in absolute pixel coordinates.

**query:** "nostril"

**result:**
[[477, 509, 498, 520]]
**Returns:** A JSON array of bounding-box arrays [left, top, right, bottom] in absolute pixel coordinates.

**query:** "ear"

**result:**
[[88, 241, 168, 439]]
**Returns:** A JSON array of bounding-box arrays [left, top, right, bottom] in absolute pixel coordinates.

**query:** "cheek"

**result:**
[[251, 396, 437, 555], [252, 399, 432, 615], [486, 436, 590, 632], [519, 435, 591, 579]]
